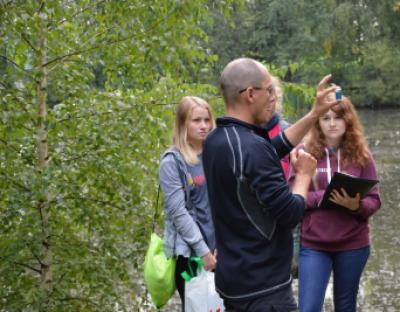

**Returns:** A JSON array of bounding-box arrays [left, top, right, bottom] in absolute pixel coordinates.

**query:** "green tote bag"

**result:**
[[143, 232, 176, 308]]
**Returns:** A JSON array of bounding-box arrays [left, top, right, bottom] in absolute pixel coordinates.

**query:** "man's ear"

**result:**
[[245, 87, 256, 103]]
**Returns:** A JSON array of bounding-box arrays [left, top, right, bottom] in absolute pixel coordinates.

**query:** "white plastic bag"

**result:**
[[185, 269, 225, 312]]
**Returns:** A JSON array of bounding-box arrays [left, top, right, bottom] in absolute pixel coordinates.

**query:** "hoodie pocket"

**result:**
[[308, 209, 361, 243]]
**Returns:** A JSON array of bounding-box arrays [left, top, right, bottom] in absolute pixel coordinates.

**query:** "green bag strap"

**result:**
[[181, 257, 203, 282], [151, 184, 161, 233], [153, 150, 191, 235], [170, 151, 197, 218], [151, 150, 179, 234]]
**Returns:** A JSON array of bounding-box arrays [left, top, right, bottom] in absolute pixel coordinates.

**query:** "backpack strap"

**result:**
[[170, 153, 190, 202]]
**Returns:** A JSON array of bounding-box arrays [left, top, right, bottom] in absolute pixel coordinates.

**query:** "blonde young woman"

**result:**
[[288, 96, 381, 312], [159, 96, 217, 310]]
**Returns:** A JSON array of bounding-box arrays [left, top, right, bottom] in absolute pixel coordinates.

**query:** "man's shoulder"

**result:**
[[204, 127, 225, 147], [210, 124, 260, 145]]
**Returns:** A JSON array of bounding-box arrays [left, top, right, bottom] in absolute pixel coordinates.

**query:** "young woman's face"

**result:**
[[319, 109, 346, 146], [187, 106, 212, 144]]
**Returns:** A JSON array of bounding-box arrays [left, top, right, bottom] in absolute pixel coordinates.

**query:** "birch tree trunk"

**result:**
[[37, 8, 52, 311]]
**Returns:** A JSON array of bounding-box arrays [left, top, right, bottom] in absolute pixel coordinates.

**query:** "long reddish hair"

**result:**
[[305, 97, 370, 167]]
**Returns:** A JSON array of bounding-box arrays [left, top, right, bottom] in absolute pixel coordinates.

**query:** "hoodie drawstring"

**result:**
[[325, 147, 341, 184]]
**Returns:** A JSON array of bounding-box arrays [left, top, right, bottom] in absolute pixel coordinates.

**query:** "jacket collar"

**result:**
[[216, 117, 270, 141], [264, 112, 280, 131]]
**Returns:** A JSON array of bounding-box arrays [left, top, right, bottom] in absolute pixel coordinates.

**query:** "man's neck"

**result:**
[[226, 107, 255, 125]]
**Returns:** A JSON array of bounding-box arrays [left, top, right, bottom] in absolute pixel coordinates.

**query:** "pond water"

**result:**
[[161, 109, 400, 312], [350, 109, 400, 311]]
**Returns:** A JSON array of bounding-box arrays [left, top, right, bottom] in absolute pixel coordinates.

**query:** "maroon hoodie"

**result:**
[[288, 147, 381, 252]]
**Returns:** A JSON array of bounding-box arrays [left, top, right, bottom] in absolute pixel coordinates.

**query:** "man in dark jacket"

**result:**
[[202, 58, 338, 311]]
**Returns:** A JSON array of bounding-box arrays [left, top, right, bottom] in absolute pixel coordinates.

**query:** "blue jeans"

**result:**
[[298, 246, 370, 312]]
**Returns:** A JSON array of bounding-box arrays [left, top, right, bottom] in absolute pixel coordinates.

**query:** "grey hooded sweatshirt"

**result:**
[[159, 147, 215, 258]]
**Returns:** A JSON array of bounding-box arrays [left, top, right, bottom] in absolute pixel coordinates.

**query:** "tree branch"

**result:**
[[0, 55, 37, 81], [79, 26, 115, 49], [57, 296, 100, 307], [50, 0, 107, 29], [58, 195, 131, 213], [0, 0, 14, 10], [13, 261, 41, 274], [56, 111, 99, 123], [0, 137, 21, 154], [47, 272, 67, 300], [0, 171, 32, 193], [28, 245, 45, 267], [37, 1, 45, 13], [53, 96, 223, 124], [21, 32, 38, 53], [43, 4, 180, 68], [0, 80, 38, 127], [0, 117, 35, 133], [1, 55, 25, 71], [63, 146, 99, 163], [0, 136, 36, 167], [42, 45, 100, 67]]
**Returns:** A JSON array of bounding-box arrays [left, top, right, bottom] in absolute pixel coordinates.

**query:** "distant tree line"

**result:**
[[204, 0, 400, 108]]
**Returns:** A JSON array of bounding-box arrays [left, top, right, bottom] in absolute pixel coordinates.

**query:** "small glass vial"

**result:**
[[335, 87, 342, 101]]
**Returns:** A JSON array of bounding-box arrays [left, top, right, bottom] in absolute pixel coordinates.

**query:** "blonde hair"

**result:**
[[271, 75, 283, 113], [173, 96, 215, 165]]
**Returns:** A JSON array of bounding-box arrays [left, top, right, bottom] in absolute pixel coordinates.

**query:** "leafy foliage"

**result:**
[[0, 1, 238, 310]]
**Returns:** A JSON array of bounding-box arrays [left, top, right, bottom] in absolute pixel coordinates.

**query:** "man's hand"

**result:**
[[311, 74, 340, 118], [291, 149, 317, 177], [330, 188, 360, 211], [283, 75, 340, 147], [202, 252, 217, 271], [290, 149, 317, 199]]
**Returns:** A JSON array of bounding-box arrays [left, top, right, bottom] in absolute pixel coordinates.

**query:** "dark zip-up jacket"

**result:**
[[202, 117, 305, 301]]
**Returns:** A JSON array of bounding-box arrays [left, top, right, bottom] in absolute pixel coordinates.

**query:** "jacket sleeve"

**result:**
[[248, 140, 304, 228], [353, 155, 381, 220], [159, 155, 209, 257], [271, 131, 293, 159]]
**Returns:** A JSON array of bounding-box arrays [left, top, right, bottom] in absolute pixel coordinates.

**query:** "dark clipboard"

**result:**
[[319, 172, 379, 209]]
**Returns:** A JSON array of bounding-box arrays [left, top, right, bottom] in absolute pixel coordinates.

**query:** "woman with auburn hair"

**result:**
[[159, 96, 216, 311], [288, 96, 381, 312]]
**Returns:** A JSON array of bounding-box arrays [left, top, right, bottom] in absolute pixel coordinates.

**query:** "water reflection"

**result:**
[[356, 109, 400, 311]]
